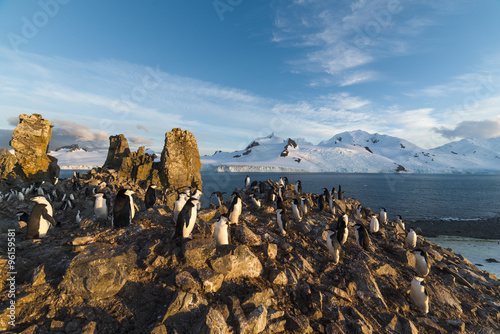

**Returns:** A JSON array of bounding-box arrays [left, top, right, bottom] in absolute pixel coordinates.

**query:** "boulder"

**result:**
[[160, 128, 203, 208], [59, 243, 137, 299], [210, 245, 263, 280], [162, 291, 207, 331]]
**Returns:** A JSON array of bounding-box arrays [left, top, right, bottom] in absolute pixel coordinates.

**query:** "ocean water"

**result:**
[[202, 172, 500, 220]]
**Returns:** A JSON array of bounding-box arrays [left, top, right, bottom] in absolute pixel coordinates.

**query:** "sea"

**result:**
[[60, 170, 500, 276]]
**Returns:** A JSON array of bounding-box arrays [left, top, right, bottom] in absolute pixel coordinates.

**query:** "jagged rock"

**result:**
[[160, 128, 203, 209], [59, 243, 136, 299], [175, 271, 200, 292], [242, 289, 274, 312], [0, 150, 18, 181], [197, 268, 224, 294], [210, 245, 263, 279], [9, 114, 59, 182], [0, 114, 59, 186], [246, 305, 268, 334], [235, 224, 262, 246], [264, 243, 278, 260], [348, 261, 388, 310], [31, 265, 46, 286], [286, 315, 313, 333], [162, 291, 208, 331], [193, 306, 229, 334], [103, 134, 131, 170], [183, 238, 217, 268]]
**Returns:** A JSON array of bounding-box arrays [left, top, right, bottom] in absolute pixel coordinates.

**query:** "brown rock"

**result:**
[[160, 128, 203, 209], [286, 315, 313, 333], [4, 114, 59, 183], [210, 245, 263, 280], [103, 134, 131, 170], [235, 224, 262, 246], [183, 238, 217, 269], [162, 291, 207, 330], [195, 306, 229, 334], [197, 268, 224, 294], [175, 271, 200, 292], [59, 243, 137, 299]]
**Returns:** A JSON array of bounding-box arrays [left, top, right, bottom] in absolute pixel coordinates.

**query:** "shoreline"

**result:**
[[410, 217, 500, 240]]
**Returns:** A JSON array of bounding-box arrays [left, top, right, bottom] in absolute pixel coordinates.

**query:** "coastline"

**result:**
[[411, 217, 500, 240]]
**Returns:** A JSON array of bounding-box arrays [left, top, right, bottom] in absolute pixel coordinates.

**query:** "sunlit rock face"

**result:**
[[0, 114, 59, 187], [159, 128, 203, 209]]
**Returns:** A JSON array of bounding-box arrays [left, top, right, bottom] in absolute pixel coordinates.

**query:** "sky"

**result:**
[[1, 0, 500, 155]]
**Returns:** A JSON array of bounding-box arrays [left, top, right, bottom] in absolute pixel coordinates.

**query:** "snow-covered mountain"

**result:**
[[201, 131, 500, 173], [48, 147, 107, 170]]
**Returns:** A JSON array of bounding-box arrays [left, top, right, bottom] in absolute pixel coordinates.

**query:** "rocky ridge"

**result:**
[[0, 174, 499, 333]]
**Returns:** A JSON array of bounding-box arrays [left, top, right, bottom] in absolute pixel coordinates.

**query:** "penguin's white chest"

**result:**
[[214, 221, 229, 245], [94, 198, 107, 218], [38, 217, 52, 238]]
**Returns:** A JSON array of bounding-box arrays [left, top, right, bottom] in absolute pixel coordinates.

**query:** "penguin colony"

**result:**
[[3, 172, 435, 315]]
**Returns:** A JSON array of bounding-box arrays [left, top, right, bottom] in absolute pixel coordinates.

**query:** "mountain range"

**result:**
[[200, 130, 500, 173]]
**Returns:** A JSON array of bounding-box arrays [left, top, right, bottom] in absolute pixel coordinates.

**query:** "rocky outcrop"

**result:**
[[10, 114, 59, 182], [101, 128, 202, 209], [159, 128, 203, 208], [0, 114, 59, 189]]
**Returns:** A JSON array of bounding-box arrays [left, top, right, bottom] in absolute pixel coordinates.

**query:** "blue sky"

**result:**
[[1, 0, 500, 155]]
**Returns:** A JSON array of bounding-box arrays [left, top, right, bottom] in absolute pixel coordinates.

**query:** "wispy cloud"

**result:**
[[271, 0, 453, 86], [137, 124, 149, 133]]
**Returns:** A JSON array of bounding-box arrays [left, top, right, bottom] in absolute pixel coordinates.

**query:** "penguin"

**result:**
[[379, 207, 387, 224], [173, 192, 189, 223], [278, 177, 284, 187], [37, 187, 45, 196], [338, 185, 345, 200], [145, 185, 157, 209], [268, 188, 276, 203], [317, 194, 325, 212], [249, 194, 261, 209], [69, 193, 75, 201], [322, 188, 332, 213], [228, 192, 242, 224], [213, 215, 230, 245], [331, 186, 337, 200], [94, 193, 108, 219], [26, 196, 57, 239], [245, 175, 250, 187], [17, 191, 24, 202], [191, 188, 203, 210], [354, 223, 370, 251], [75, 210, 81, 224], [370, 215, 379, 233], [173, 197, 200, 239], [294, 180, 302, 195], [410, 277, 429, 314], [326, 230, 341, 264], [276, 207, 289, 235], [283, 177, 290, 190], [405, 228, 417, 248], [396, 215, 405, 230], [356, 205, 363, 219], [300, 196, 308, 215], [413, 249, 431, 277], [210, 191, 226, 207], [112, 189, 135, 228], [292, 198, 302, 222], [337, 214, 349, 245]]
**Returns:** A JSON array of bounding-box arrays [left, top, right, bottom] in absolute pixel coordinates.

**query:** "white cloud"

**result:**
[[434, 117, 500, 140]]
